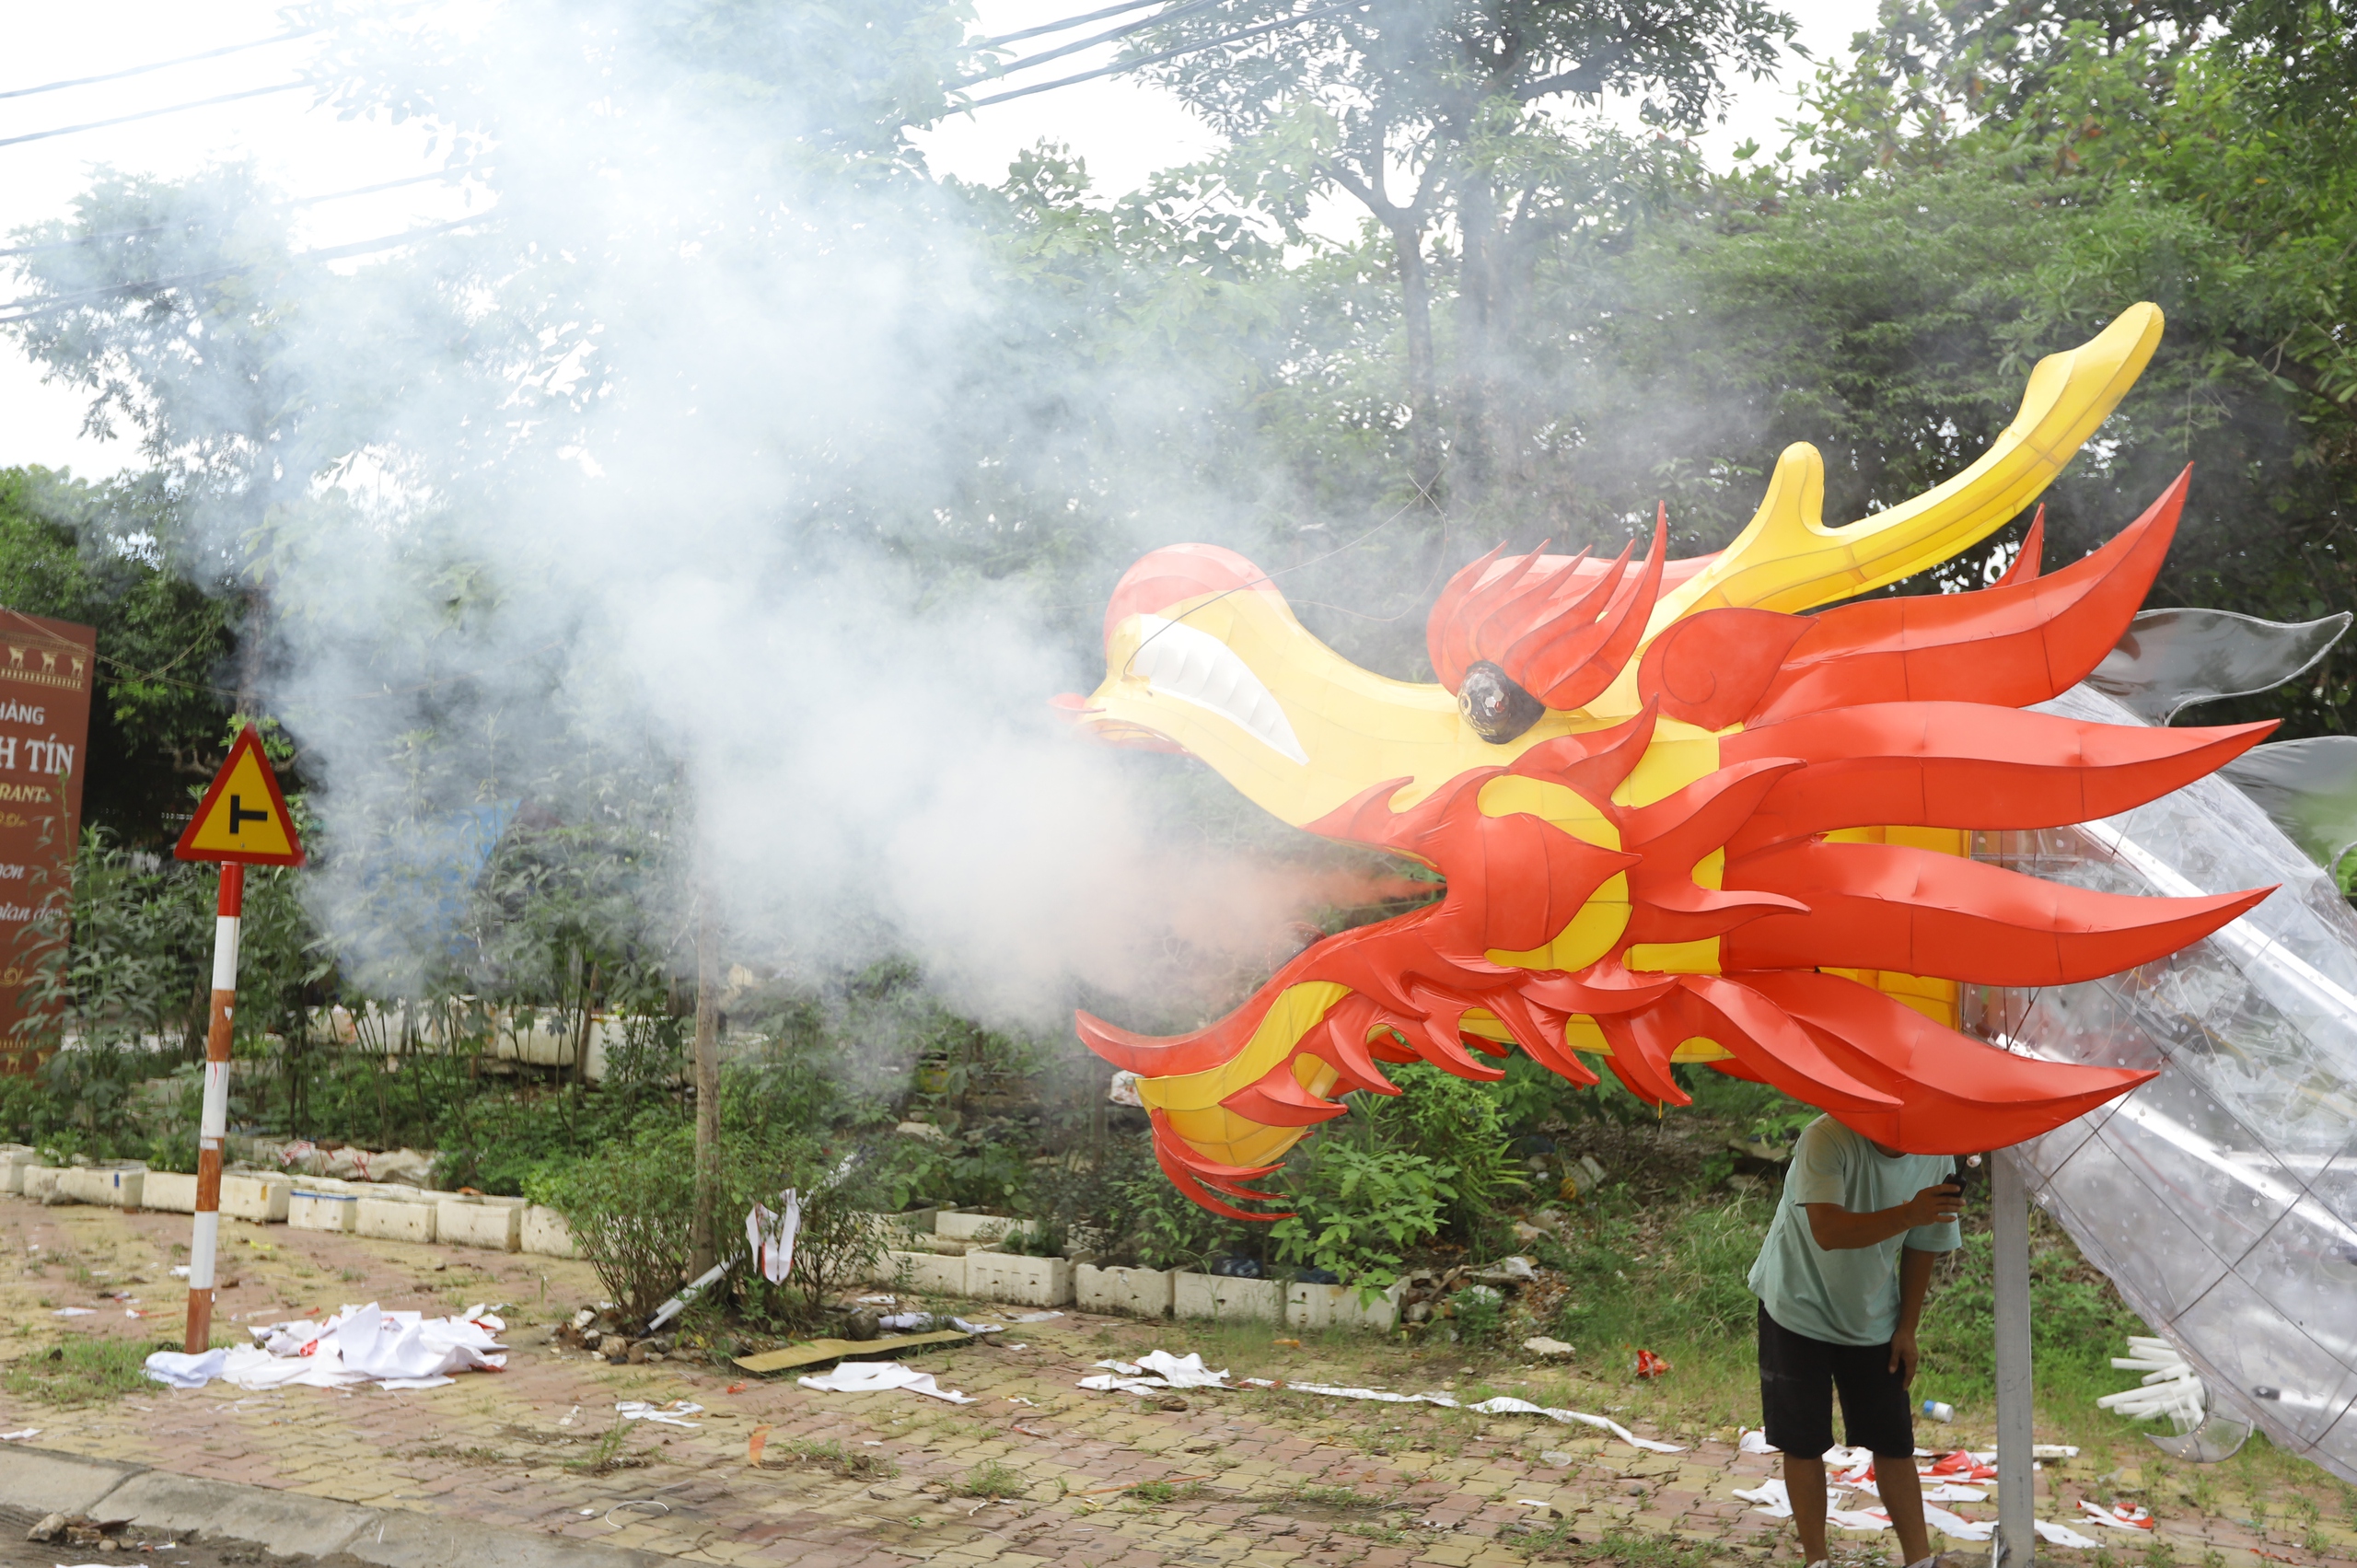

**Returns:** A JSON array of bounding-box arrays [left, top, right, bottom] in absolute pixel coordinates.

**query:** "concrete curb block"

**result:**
[[0, 1444, 673, 1566], [0, 1446, 130, 1516]]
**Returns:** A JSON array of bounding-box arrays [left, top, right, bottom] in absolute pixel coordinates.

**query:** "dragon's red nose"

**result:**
[[1101, 543, 1283, 649]]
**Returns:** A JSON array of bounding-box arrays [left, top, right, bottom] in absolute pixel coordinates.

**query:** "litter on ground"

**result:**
[[142, 1304, 505, 1391], [1171, 1367, 1686, 1452], [732, 1327, 977, 1375], [797, 1359, 974, 1404], [616, 1400, 703, 1427], [1731, 1477, 2100, 1548], [1080, 1351, 1233, 1395], [2080, 1500, 2156, 1530]]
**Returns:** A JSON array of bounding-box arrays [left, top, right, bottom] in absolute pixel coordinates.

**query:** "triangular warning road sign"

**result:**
[[176, 726, 305, 866]]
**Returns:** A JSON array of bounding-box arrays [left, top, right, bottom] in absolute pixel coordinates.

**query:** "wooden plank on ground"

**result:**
[[733, 1329, 972, 1374]]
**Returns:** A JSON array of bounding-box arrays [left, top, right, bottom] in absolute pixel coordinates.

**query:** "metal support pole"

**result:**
[[1993, 1147, 2036, 1566], [687, 889, 721, 1277], [184, 862, 243, 1354]]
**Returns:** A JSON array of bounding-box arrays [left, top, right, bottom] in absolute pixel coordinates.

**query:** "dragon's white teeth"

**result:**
[[1132, 614, 1308, 766]]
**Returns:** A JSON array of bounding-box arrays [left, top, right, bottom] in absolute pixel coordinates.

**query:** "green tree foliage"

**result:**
[[1753, 0, 2357, 732], [1133, 0, 1795, 506], [0, 470, 236, 838]]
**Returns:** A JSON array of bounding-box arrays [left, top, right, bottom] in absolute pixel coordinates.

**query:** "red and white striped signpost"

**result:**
[[172, 726, 303, 1354]]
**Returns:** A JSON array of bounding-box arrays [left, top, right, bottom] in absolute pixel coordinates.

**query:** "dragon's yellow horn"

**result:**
[[1650, 302, 2165, 628]]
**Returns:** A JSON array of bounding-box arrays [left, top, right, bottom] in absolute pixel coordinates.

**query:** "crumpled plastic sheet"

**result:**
[[1987, 685, 2357, 1486], [142, 1304, 506, 1392], [1731, 1478, 2098, 1547], [1079, 1350, 1233, 1395], [796, 1360, 974, 1404]]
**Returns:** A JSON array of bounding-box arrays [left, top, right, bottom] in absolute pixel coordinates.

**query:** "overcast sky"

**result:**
[[0, 0, 1879, 480]]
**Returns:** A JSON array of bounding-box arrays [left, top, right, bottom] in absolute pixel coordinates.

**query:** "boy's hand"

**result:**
[[1889, 1325, 1920, 1385], [1901, 1182, 1962, 1229]]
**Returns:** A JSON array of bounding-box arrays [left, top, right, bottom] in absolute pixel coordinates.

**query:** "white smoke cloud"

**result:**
[[200, 0, 1333, 1029]]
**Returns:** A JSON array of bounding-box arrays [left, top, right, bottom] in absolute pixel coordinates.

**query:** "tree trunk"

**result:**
[[688, 891, 722, 1277], [1394, 219, 1445, 502], [1453, 174, 1501, 505], [235, 586, 267, 719]]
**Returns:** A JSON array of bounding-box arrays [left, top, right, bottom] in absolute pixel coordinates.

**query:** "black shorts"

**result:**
[[1757, 1303, 1914, 1458]]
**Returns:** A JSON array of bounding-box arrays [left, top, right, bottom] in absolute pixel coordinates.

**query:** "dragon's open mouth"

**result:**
[[1127, 614, 1306, 765]]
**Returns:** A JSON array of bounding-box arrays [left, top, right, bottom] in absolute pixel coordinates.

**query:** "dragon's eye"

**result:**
[[1456, 660, 1545, 744]]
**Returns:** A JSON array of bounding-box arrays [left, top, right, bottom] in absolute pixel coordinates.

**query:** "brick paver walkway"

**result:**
[[5, 1193, 2352, 1567]]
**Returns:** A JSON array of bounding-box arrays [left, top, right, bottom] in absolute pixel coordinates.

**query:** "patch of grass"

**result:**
[[1262, 1484, 1394, 1513], [406, 1443, 508, 1465], [1503, 1522, 1716, 1567], [1126, 1478, 1210, 1504], [953, 1460, 1028, 1499], [2, 1338, 157, 1406], [1500, 1516, 1585, 1559], [763, 1438, 898, 1479], [563, 1420, 653, 1474], [1585, 1529, 1714, 1566]]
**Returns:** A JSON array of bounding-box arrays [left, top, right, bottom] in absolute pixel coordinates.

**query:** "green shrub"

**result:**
[[1364, 1063, 1522, 1250], [721, 1134, 888, 1324], [1111, 1152, 1251, 1271], [539, 1123, 700, 1318], [539, 1121, 888, 1328], [1452, 1283, 1504, 1343], [1270, 1139, 1453, 1292]]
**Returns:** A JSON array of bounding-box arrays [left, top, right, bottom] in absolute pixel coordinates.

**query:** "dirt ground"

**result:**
[[0, 1497, 377, 1568], [2, 1191, 2352, 1568]]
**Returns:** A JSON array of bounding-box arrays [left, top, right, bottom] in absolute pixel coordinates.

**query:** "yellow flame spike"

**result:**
[[1647, 303, 2164, 630]]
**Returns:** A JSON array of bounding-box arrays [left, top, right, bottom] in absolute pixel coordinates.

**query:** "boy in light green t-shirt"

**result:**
[[1749, 1115, 1965, 1568]]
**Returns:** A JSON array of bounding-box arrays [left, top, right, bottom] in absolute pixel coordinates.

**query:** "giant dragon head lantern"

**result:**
[[1062, 303, 2281, 1218]]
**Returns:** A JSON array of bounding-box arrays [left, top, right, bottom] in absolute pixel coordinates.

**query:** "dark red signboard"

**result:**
[[0, 611, 96, 1074]]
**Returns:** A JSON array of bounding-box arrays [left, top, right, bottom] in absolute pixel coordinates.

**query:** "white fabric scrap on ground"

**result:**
[[1081, 1351, 1237, 1394], [1468, 1396, 1684, 1453], [141, 1304, 505, 1392], [798, 1360, 975, 1404], [1224, 1376, 1681, 1452], [1726, 1480, 2094, 1548], [616, 1400, 704, 1427], [2079, 1500, 2155, 1530]]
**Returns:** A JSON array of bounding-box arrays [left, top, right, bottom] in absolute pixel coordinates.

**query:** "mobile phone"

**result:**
[[1950, 1154, 1984, 1202]]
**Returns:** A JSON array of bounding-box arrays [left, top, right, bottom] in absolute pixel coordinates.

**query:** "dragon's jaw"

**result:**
[[1077, 583, 1718, 830]]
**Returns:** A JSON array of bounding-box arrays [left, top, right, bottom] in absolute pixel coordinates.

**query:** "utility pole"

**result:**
[[1992, 1148, 2036, 1566], [688, 887, 722, 1277]]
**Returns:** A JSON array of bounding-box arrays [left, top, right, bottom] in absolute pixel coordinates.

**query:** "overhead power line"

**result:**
[[0, 80, 310, 149], [0, 169, 477, 260], [979, 0, 1166, 48], [970, 0, 1230, 84], [965, 0, 1370, 109], [0, 26, 323, 101], [0, 214, 496, 326]]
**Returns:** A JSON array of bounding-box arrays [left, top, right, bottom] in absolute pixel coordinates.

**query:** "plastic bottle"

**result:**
[[1921, 1399, 1956, 1423]]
